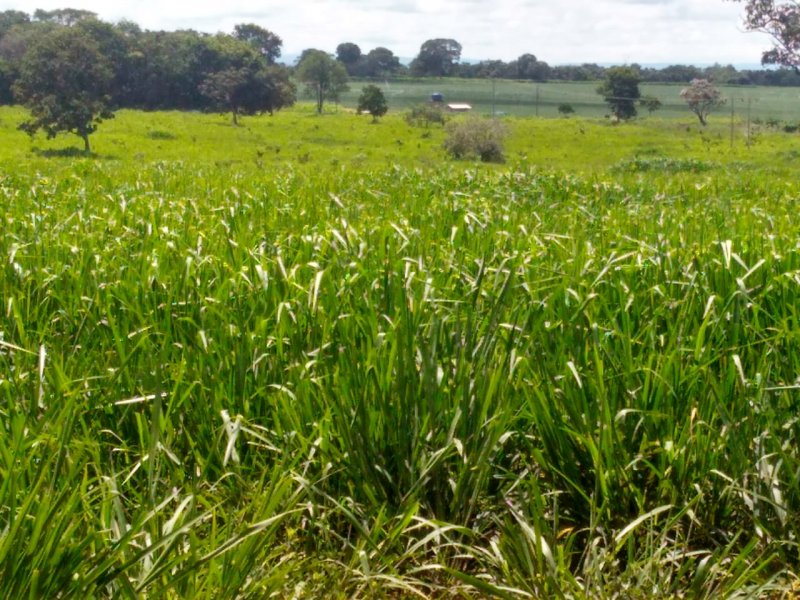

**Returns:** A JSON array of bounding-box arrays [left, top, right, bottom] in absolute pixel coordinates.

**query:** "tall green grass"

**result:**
[[2, 161, 798, 596], [1, 116, 799, 596]]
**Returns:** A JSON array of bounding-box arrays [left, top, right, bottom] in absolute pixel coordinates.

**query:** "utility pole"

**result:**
[[492, 76, 496, 117]]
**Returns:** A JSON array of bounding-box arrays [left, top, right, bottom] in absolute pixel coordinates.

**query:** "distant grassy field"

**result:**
[[335, 78, 800, 121], [1, 106, 799, 597], [1, 103, 799, 175]]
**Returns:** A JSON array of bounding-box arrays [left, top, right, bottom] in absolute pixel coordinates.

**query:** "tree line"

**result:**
[[1, 4, 799, 151]]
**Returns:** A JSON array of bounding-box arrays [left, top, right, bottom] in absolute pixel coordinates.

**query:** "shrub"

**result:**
[[405, 103, 447, 128], [557, 103, 575, 116], [443, 118, 507, 163]]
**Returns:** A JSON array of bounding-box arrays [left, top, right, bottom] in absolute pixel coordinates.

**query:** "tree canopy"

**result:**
[[233, 23, 282, 64], [296, 49, 349, 113], [680, 78, 724, 125], [357, 84, 388, 121], [14, 23, 114, 152], [732, 0, 800, 68], [410, 38, 462, 76], [597, 66, 641, 120]]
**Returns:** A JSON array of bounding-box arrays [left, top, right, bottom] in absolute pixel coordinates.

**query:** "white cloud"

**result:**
[[1, 0, 773, 65]]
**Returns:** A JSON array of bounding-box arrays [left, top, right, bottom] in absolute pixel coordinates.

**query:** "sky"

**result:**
[[1, 0, 775, 66]]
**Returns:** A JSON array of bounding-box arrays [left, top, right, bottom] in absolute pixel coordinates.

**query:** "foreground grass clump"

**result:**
[[1, 156, 799, 597]]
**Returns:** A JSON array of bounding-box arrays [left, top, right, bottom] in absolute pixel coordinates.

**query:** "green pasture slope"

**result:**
[[337, 78, 800, 121], [1, 105, 799, 597]]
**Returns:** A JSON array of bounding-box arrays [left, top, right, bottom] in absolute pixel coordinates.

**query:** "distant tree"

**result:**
[[361, 47, 402, 77], [233, 23, 282, 64], [296, 49, 349, 113], [33, 8, 96, 26], [14, 25, 113, 153], [639, 95, 663, 115], [201, 65, 295, 124], [0, 9, 30, 37], [410, 38, 462, 76], [680, 78, 724, 125], [516, 53, 550, 81], [731, 0, 800, 68], [597, 66, 641, 120], [336, 42, 362, 74], [558, 103, 575, 116], [357, 84, 387, 121], [703, 63, 741, 84]]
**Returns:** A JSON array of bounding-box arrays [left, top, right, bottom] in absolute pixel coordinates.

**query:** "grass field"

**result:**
[[1, 105, 799, 597], [335, 78, 800, 121]]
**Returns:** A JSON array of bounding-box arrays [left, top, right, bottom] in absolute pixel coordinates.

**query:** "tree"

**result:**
[[0, 9, 29, 38], [639, 95, 663, 115], [33, 8, 96, 26], [731, 0, 800, 68], [295, 49, 349, 113], [201, 65, 295, 124], [680, 78, 724, 125], [597, 66, 641, 120], [357, 84, 387, 121], [336, 42, 362, 74], [410, 38, 462, 76], [516, 53, 550, 81], [233, 23, 282, 64], [14, 25, 113, 153], [361, 47, 401, 77]]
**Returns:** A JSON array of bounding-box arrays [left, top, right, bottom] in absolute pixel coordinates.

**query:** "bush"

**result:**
[[557, 103, 575, 116], [405, 103, 447, 128], [443, 118, 507, 163]]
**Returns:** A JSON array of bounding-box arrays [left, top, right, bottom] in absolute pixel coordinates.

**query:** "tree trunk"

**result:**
[[317, 84, 323, 114], [232, 110, 239, 126], [82, 134, 91, 154]]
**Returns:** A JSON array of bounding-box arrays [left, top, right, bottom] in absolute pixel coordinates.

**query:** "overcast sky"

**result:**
[[1, 0, 774, 66]]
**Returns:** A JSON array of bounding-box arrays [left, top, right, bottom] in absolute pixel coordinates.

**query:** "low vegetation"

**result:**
[[443, 116, 508, 162]]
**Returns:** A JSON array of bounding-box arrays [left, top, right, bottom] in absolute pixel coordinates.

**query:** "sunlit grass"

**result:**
[[0, 107, 799, 596]]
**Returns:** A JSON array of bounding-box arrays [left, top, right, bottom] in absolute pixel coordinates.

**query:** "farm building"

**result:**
[[447, 103, 472, 112]]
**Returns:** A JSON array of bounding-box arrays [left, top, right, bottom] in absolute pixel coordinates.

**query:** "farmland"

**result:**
[[336, 78, 800, 121], [1, 105, 799, 597]]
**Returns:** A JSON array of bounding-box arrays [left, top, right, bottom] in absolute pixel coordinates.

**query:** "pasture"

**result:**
[[0, 105, 799, 597], [336, 78, 800, 121]]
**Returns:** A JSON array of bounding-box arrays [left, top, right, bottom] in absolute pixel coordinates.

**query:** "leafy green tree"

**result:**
[[336, 42, 362, 74], [201, 64, 295, 124], [357, 84, 387, 121], [639, 95, 663, 115], [363, 47, 402, 77], [14, 25, 113, 153], [233, 23, 282, 64], [410, 38, 462, 76], [680, 78, 724, 125], [516, 53, 549, 81], [0, 9, 29, 37], [597, 66, 641, 120], [295, 49, 349, 113], [731, 0, 800, 68]]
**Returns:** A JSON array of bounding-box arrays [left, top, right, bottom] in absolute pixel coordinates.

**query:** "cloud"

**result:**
[[1, 0, 773, 65]]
